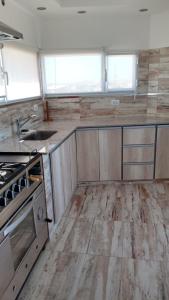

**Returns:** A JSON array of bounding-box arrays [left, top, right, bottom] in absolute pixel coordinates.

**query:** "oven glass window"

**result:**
[[9, 208, 36, 270]]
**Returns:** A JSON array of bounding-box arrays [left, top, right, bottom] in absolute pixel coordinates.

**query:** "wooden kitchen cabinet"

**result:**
[[69, 133, 77, 193], [50, 146, 65, 224], [50, 133, 77, 224], [156, 125, 169, 179], [61, 138, 72, 206], [42, 155, 55, 235], [99, 128, 122, 180], [76, 129, 99, 182]]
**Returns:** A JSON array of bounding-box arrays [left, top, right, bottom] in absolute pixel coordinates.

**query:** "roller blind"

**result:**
[[43, 53, 102, 94], [3, 45, 40, 101]]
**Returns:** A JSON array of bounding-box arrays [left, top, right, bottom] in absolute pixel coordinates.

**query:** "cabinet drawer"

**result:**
[[123, 145, 154, 163], [123, 126, 155, 145], [123, 164, 154, 180]]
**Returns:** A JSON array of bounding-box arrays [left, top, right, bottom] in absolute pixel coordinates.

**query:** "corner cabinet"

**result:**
[[155, 125, 169, 179], [99, 128, 122, 180], [76, 129, 100, 182]]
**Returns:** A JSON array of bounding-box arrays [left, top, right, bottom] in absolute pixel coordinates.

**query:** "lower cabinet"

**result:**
[[50, 146, 65, 224], [42, 155, 55, 235], [76, 129, 100, 182], [99, 128, 122, 180], [50, 133, 77, 224], [155, 125, 169, 179], [61, 138, 73, 206], [69, 133, 77, 193]]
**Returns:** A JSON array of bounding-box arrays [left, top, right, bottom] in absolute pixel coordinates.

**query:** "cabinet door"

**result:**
[[156, 126, 169, 179], [61, 138, 72, 206], [50, 147, 65, 224], [76, 129, 99, 182], [99, 128, 122, 180], [42, 155, 55, 235], [69, 133, 77, 193]]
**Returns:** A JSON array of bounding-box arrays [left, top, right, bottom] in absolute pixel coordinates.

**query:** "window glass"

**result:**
[[43, 53, 102, 94], [106, 54, 137, 91]]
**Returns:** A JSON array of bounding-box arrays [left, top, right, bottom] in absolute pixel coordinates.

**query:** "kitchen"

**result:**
[[0, 0, 169, 299]]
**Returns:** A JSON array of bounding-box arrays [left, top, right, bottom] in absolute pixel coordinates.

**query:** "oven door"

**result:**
[[4, 196, 36, 271]]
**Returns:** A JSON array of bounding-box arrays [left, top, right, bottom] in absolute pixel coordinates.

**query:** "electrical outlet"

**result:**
[[111, 99, 120, 106]]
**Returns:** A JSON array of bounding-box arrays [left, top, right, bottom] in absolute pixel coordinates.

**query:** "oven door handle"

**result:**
[[4, 197, 33, 237]]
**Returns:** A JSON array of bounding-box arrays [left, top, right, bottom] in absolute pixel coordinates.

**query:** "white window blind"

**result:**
[[106, 54, 137, 91], [3, 45, 40, 101], [0, 50, 6, 101], [43, 53, 102, 94]]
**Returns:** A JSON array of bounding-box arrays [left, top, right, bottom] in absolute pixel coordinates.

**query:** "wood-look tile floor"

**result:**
[[18, 182, 169, 300]]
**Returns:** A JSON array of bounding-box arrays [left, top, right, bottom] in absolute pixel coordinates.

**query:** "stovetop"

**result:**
[[0, 153, 41, 214], [0, 162, 26, 189]]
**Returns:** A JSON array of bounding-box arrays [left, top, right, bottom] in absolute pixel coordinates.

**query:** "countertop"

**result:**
[[1, 116, 169, 154]]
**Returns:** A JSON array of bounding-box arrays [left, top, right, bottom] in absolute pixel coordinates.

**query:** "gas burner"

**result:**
[[0, 162, 25, 189]]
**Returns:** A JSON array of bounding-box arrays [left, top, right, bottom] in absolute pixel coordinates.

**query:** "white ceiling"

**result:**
[[13, 0, 169, 17]]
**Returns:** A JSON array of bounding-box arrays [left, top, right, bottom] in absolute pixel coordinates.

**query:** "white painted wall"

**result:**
[[149, 11, 169, 49], [40, 14, 150, 51], [0, 1, 40, 48]]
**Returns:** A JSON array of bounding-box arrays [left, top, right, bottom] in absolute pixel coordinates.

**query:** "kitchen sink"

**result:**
[[23, 130, 57, 141]]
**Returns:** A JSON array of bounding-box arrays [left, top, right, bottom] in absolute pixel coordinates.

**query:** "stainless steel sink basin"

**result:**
[[23, 130, 57, 141]]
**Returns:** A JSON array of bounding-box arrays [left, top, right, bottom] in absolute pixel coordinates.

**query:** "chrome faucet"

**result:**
[[16, 114, 37, 138]]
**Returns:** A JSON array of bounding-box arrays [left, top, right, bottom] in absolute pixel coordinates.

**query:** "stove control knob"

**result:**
[[4, 190, 13, 203], [0, 196, 5, 207], [18, 177, 27, 188], [12, 183, 20, 195]]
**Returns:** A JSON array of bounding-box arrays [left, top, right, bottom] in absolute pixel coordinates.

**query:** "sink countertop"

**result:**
[[1, 116, 169, 154]]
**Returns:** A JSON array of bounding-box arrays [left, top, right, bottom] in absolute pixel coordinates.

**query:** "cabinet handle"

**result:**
[[123, 144, 154, 148], [45, 218, 53, 223]]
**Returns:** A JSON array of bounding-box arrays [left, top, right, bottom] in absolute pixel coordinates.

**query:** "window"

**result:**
[[2, 45, 41, 101], [106, 54, 137, 91], [42, 52, 137, 95], [43, 53, 102, 94]]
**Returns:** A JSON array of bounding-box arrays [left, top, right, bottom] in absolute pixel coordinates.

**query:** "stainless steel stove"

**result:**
[[0, 153, 49, 300]]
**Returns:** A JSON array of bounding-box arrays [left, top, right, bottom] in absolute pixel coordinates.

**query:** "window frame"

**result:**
[[41, 50, 138, 97]]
